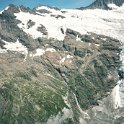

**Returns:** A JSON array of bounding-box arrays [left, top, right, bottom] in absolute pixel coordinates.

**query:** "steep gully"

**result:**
[[118, 44, 124, 108]]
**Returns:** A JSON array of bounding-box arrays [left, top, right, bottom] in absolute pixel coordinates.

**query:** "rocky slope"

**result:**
[[0, 2, 124, 124], [79, 0, 124, 10]]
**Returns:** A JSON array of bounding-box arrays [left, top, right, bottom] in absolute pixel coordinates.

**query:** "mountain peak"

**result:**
[[35, 5, 60, 11], [79, 0, 124, 10]]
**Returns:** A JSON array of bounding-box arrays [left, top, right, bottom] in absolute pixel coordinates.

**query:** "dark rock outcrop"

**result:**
[[79, 0, 124, 10]]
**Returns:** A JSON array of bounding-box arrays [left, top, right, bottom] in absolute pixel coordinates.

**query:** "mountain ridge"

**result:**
[[1, 0, 124, 16], [79, 0, 124, 9]]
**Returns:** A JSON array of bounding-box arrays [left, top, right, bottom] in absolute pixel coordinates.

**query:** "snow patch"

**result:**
[[76, 35, 81, 41], [30, 48, 56, 57], [60, 57, 66, 64], [112, 80, 122, 109], [66, 55, 73, 59], [101, 37, 107, 41], [3, 39, 27, 53], [95, 44, 100, 47], [46, 48, 56, 52], [92, 37, 95, 40], [30, 48, 45, 57], [89, 43, 91, 46], [0, 39, 28, 61], [108, 4, 119, 9], [60, 55, 73, 64]]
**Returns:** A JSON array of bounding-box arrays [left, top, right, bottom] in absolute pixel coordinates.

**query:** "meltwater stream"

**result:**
[[117, 45, 124, 108], [111, 44, 124, 110], [86, 44, 124, 124]]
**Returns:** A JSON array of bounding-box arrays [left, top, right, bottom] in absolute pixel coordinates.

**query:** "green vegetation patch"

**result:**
[[0, 70, 68, 124]]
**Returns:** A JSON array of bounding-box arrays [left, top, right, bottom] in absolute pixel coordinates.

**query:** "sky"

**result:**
[[0, 0, 95, 10]]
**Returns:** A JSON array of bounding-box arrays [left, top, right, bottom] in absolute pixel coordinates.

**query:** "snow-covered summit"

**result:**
[[0, 6, 10, 14], [35, 5, 62, 15], [35, 5, 60, 11]]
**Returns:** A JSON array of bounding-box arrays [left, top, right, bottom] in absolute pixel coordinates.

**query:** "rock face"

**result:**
[[0, 3, 123, 124], [79, 0, 124, 9]]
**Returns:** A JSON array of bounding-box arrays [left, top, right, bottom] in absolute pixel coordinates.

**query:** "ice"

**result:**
[[15, 6, 124, 42]]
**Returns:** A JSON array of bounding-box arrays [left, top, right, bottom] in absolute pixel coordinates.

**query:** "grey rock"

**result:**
[[79, 0, 124, 10]]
